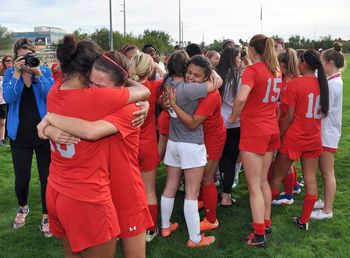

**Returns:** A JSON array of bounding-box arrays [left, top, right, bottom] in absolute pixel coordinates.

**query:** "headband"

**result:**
[[102, 54, 129, 77]]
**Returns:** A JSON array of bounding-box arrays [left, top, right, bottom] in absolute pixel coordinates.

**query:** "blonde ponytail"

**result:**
[[286, 48, 300, 78], [129, 53, 154, 82], [262, 37, 280, 77]]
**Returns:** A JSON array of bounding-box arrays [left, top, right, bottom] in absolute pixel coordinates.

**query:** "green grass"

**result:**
[[1, 56, 350, 257]]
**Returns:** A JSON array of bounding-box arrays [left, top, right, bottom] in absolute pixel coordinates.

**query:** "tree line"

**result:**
[[1, 24, 349, 55]]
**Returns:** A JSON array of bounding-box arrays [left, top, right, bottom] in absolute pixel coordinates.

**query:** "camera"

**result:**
[[21, 53, 40, 67]]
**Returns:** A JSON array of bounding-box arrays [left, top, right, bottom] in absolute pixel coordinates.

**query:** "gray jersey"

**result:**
[[168, 80, 208, 144]]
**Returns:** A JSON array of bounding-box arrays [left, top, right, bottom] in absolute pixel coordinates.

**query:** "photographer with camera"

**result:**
[[3, 38, 53, 237]]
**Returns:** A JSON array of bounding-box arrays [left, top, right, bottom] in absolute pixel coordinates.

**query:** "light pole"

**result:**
[[121, 0, 126, 36], [178, 0, 181, 47], [109, 0, 113, 50]]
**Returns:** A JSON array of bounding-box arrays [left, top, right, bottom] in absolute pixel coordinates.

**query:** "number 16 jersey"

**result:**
[[282, 76, 322, 151]]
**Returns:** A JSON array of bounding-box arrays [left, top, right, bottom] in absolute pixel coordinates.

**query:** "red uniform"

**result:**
[[139, 80, 162, 171], [240, 62, 282, 153], [46, 81, 129, 251], [158, 110, 170, 135], [195, 90, 226, 160], [279, 76, 323, 160], [105, 104, 153, 238]]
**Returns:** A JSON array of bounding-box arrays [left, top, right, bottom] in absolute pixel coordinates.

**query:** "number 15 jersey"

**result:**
[[240, 62, 282, 137]]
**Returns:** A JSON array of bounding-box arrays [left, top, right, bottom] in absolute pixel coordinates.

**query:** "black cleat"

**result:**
[[292, 216, 308, 230], [240, 233, 267, 248]]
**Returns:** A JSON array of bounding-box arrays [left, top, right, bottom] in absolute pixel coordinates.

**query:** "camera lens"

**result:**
[[23, 53, 40, 67]]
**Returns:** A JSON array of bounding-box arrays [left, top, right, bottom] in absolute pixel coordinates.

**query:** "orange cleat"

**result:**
[[187, 234, 215, 248], [161, 222, 179, 238], [200, 217, 219, 231]]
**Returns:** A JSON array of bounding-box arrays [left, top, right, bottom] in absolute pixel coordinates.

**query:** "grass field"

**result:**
[[0, 56, 350, 258]]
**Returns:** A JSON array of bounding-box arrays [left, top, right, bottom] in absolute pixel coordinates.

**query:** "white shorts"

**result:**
[[164, 140, 207, 169]]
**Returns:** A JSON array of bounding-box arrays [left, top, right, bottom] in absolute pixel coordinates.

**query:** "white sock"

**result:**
[[160, 195, 175, 229], [184, 199, 201, 243]]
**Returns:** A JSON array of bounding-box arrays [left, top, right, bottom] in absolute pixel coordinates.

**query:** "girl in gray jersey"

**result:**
[[160, 50, 219, 247]]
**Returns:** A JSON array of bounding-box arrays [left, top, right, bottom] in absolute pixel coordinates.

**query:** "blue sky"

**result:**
[[1, 0, 349, 44]]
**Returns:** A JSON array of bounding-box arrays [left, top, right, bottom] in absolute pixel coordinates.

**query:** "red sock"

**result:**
[[283, 173, 294, 196], [201, 183, 218, 223], [300, 194, 317, 224], [264, 219, 271, 228], [253, 222, 265, 236], [148, 204, 158, 231], [271, 188, 280, 200], [267, 161, 275, 183]]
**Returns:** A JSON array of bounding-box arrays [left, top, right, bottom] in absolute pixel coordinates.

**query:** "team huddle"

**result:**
[[1, 33, 344, 257]]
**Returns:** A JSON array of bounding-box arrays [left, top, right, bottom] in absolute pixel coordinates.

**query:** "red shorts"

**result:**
[[323, 146, 338, 153], [205, 130, 226, 161], [279, 144, 323, 161], [46, 184, 119, 252], [158, 111, 169, 136], [139, 144, 160, 171], [239, 133, 280, 154], [118, 207, 154, 238]]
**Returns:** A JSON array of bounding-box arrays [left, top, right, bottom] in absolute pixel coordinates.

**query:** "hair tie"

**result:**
[[102, 54, 129, 77]]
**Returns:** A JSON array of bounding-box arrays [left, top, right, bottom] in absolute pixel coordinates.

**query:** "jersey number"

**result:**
[[263, 78, 282, 103], [50, 141, 76, 158], [306, 93, 322, 119]]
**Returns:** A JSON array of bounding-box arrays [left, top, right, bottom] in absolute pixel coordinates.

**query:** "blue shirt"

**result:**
[[3, 66, 54, 140]]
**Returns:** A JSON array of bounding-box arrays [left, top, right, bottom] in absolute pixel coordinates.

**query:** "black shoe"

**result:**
[[292, 217, 308, 230], [265, 226, 272, 234], [240, 233, 267, 248]]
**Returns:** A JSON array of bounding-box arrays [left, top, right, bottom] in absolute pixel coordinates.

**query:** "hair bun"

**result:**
[[57, 35, 78, 62], [333, 42, 342, 52]]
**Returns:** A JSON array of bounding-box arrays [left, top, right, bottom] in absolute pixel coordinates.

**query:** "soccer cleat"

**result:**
[[187, 234, 215, 248], [310, 210, 333, 220], [13, 205, 29, 229], [298, 177, 305, 187], [240, 233, 267, 248], [39, 218, 53, 238], [272, 194, 294, 205], [293, 185, 302, 194], [292, 217, 308, 230], [313, 199, 325, 209], [146, 227, 159, 242], [200, 218, 219, 231], [161, 222, 178, 238]]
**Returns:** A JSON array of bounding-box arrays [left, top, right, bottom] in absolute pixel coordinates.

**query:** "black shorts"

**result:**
[[0, 104, 7, 119]]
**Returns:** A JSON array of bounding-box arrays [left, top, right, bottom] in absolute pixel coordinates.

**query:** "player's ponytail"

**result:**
[[303, 49, 329, 117], [278, 48, 300, 78], [250, 34, 280, 77], [57, 34, 102, 86], [129, 53, 154, 83]]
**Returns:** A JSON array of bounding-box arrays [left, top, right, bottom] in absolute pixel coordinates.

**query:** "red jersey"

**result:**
[[47, 82, 129, 204], [240, 62, 282, 137], [105, 104, 148, 216], [279, 77, 297, 128], [282, 76, 322, 151], [195, 90, 226, 142], [51, 63, 61, 82], [140, 80, 162, 146], [158, 110, 170, 135]]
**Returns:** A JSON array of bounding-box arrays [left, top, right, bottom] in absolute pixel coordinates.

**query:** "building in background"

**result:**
[[11, 26, 67, 64], [12, 26, 66, 47]]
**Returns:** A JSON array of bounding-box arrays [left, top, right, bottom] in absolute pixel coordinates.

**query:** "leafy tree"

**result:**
[[0, 24, 13, 49], [73, 29, 90, 41], [90, 28, 110, 50]]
